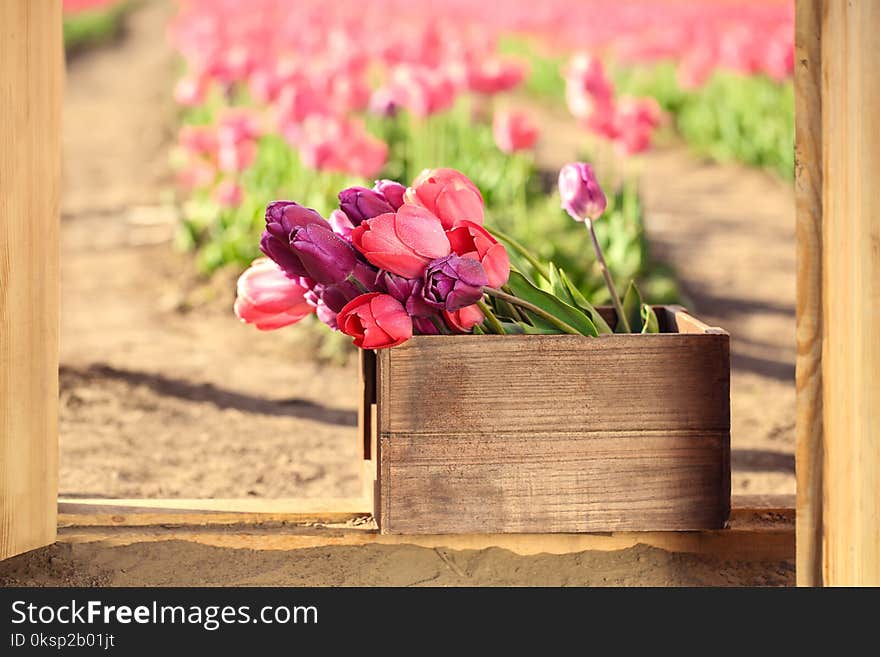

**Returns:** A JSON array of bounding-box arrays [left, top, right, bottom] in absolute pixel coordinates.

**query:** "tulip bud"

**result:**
[[558, 162, 607, 221], [422, 254, 488, 312], [288, 223, 358, 285], [338, 293, 413, 349], [338, 186, 395, 225], [373, 179, 406, 209]]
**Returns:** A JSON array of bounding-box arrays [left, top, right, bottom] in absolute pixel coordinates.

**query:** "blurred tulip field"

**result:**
[[48, 0, 799, 507], [63, 0, 132, 51], [168, 0, 794, 316]]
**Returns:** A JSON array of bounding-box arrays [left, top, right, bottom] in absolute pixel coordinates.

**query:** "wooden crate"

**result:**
[[362, 306, 730, 534]]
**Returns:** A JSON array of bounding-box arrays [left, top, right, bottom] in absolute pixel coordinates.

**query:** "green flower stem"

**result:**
[[485, 226, 550, 282], [583, 218, 631, 333], [483, 287, 581, 335], [429, 315, 451, 335], [476, 299, 506, 335], [346, 273, 371, 295]]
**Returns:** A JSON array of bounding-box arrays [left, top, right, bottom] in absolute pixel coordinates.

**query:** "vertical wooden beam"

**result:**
[[0, 0, 63, 560], [794, 0, 824, 587], [820, 0, 880, 586]]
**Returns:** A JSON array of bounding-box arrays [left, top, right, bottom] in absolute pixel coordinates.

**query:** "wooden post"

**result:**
[[0, 0, 62, 560], [797, 0, 880, 586], [794, 0, 824, 588], [819, 0, 880, 586]]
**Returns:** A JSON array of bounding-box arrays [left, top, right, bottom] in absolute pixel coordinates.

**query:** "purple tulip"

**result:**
[[261, 201, 332, 278], [312, 262, 381, 330], [422, 254, 488, 312], [373, 179, 406, 209], [338, 186, 395, 226], [378, 271, 436, 317], [288, 223, 358, 285], [558, 162, 607, 221], [412, 316, 441, 335]]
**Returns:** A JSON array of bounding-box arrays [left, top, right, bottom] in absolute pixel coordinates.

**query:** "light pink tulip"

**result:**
[[234, 258, 314, 331]]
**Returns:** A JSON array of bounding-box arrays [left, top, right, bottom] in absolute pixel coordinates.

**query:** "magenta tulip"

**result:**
[[558, 162, 607, 221], [422, 254, 488, 312]]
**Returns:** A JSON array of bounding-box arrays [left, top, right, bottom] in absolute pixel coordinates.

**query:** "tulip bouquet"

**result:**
[[235, 163, 659, 348]]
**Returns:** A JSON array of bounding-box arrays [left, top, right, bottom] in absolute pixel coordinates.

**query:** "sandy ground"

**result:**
[[57, 1, 795, 500], [0, 540, 792, 587], [59, 0, 361, 499]]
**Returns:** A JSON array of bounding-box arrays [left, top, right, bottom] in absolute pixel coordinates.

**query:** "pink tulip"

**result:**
[[564, 54, 614, 121], [466, 56, 527, 95], [443, 304, 484, 333], [214, 180, 243, 207], [612, 97, 662, 154], [173, 75, 208, 107], [446, 221, 510, 288], [234, 258, 314, 331], [405, 168, 484, 230], [351, 205, 451, 278], [337, 292, 412, 349], [492, 109, 539, 154]]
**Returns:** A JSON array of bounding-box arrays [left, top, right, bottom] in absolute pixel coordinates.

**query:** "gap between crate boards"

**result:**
[[57, 495, 794, 563]]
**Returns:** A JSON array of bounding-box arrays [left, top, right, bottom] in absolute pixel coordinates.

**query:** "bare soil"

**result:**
[[58, 0, 795, 501], [0, 540, 793, 587]]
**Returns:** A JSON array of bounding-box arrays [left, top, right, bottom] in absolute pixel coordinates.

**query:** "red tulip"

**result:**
[[405, 168, 484, 230], [446, 220, 510, 288], [338, 292, 413, 349], [492, 109, 539, 154], [351, 205, 450, 278], [234, 258, 314, 331], [443, 304, 484, 333]]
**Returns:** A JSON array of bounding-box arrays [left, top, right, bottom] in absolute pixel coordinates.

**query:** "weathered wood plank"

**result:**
[[53, 495, 794, 563], [0, 0, 62, 561], [377, 317, 730, 534], [57, 497, 372, 528], [794, 0, 824, 588], [381, 431, 728, 534], [379, 332, 730, 435], [820, 0, 880, 586]]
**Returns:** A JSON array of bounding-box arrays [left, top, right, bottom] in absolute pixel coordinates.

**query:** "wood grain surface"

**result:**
[[376, 307, 730, 534], [819, 0, 880, 586], [794, 0, 824, 588], [0, 0, 62, 561]]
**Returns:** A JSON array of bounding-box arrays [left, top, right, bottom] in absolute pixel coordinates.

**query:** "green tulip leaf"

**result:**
[[505, 271, 599, 337], [620, 281, 644, 334], [641, 304, 660, 334], [559, 270, 614, 335]]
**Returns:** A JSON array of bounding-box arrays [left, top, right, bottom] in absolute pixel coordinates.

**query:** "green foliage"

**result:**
[[496, 38, 794, 179], [179, 134, 367, 274], [178, 97, 679, 312], [614, 62, 795, 179], [63, 2, 132, 52], [498, 36, 566, 100]]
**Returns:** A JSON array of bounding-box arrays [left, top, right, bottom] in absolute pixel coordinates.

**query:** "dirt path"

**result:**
[[535, 108, 796, 496], [59, 0, 794, 501], [59, 0, 361, 499]]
